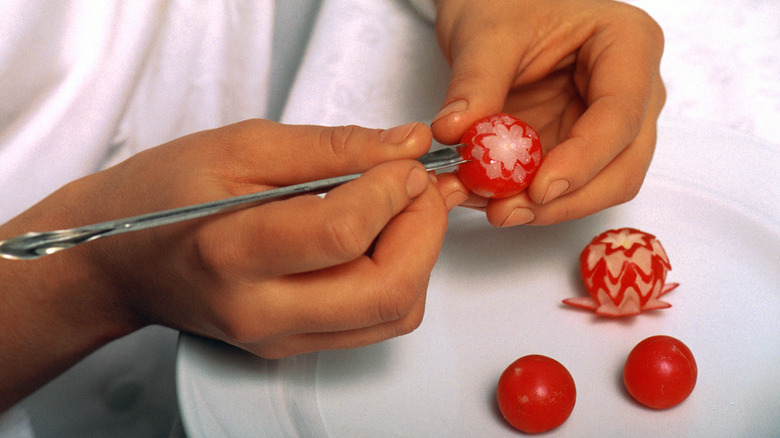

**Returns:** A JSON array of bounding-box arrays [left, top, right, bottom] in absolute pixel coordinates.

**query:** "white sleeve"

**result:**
[[0, 0, 274, 222], [405, 0, 436, 22]]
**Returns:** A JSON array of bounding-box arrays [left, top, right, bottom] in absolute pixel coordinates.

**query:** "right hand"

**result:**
[[1, 120, 448, 366]]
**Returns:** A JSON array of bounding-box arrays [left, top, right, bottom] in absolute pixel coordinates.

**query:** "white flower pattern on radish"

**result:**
[[457, 113, 542, 199]]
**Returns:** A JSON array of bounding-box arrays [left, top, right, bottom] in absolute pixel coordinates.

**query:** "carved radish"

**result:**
[[563, 228, 679, 317], [456, 113, 542, 199]]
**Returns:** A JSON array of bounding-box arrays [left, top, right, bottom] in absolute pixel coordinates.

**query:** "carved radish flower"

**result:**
[[457, 113, 542, 199], [563, 228, 679, 317]]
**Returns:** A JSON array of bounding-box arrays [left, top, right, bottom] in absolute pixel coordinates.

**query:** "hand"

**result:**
[[430, 0, 665, 226], [0, 120, 447, 409]]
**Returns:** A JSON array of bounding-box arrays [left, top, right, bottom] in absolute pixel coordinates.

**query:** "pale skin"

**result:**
[[431, 0, 666, 226], [0, 121, 447, 411], [0, 0, 665, 412]]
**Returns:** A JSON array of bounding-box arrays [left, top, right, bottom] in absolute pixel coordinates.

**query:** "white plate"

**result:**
[[176, 120, 780, 437]]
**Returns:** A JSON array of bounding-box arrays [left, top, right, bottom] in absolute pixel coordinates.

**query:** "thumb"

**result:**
[[431, 30, 520, 144]]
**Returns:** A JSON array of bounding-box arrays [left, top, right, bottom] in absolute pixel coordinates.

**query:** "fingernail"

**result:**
[[542, 179, 570, 204], [500, 207, 535, 227], [432, 99, 468, 125], [445, 191, 469, 210], [407, 166, 430, 198], [380, 122, 418, 145]]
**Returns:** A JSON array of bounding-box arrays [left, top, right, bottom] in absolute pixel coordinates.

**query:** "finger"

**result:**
[[487, 87, 663, 227], [197, 160, 435, 278], [246, 293, 427, 359], [430, 24, 521, 145], [210, 119, 433, 186], [433, 172, 470, 210], [270, 183, 446, 336], [527, 7, 664, 205]]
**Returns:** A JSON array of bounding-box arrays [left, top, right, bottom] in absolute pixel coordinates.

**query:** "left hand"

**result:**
[[430, 0, 666, 226]]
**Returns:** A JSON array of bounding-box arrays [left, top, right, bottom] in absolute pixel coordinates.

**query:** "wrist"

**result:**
[[0, 181, 142, 411]]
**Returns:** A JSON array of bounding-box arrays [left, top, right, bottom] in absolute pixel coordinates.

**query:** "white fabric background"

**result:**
[[0, 1, 275, 224], [1, 0, 777, 436], [629, 0, 779, 146]]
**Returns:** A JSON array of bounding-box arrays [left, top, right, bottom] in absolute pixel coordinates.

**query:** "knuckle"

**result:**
[[618, 173, 645, 203], [654, 77, 668, 110], [319, 124, 361, 161], [635, 7, 665, 47], [376, 276, 422, 323], [393, 303, 426, 337], [193, 225, 258, 281], [322, 211, 371, 261], [538, 200, 578, 226], [220, 322, 256, 345], [616, 101, 645, 142], [378, 181, 405, 215], [205, 290, 275, 346], [648, 19, 665, 49], [618, 4, 665, 56], [212, 308, 261, 344], [193, 230, 234, 277], [231, 118, 273, 142], [554, 203, 577, 225], [255, 344, 296, 360], [237, 117, 267, 130]]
